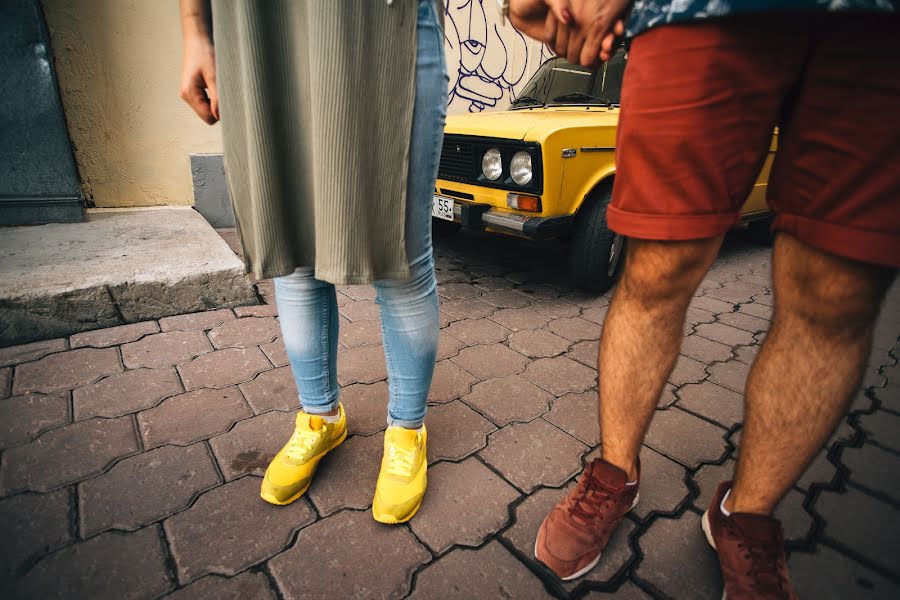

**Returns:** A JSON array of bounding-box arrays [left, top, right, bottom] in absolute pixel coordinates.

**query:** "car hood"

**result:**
[[444, 107, 619, 141]]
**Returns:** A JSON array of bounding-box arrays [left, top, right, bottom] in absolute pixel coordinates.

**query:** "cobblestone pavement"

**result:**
[[2, 229, 898, 599]]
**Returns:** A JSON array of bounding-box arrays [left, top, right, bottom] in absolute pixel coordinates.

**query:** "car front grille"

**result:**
[[438, 136, 475, 182]]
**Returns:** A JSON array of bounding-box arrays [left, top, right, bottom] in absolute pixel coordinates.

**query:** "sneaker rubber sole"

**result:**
[[534, 491, 640, 581], [260, 427, 348, 506], [372, 495, 425, 525]]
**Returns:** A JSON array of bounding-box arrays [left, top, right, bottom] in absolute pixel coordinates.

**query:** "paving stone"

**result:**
[[518, 283, 562, 300], [737, 301, 773, 320], [690, 295, 735, 315], [209, 410, 295, 481], [685, 306, 718, 327], [12, 526, 172, 600], [509, 329, 570, 358], [452, 343, 529, 379], [122, 330, 213, 369], [446, 318, 511, 346], [692, 460, 735, 511], [256, 280, 276, 303], [584, 582, 653, 599], [567, 339, 600, 368], [260, 338, 289, 367], [656, 383, 678, 408], [425, 400, 496, 461], [793, 449, 838, 492], [238, 367, 298, 414], [337, 345, 387, 386], [0, 391, 69, 450], [463, 374, 552, 426], [409, 540, 552, 599], [178, 347, 271, 390], [695, 322, 756, 347], [636, 511, 723, 600], [858, 410, 900, 453], [480, 419, 587, 492], [165, 477, 314, 582], [734, 344, 759, 365], [234, 304, 278, 318], [340, 381, 388, 435], [269, 509, 429, 600], [474, 276, 515, 291], [339, 320, 382, 348], [70, 321, 159, 349], [677, 381, 744, 428], [159, 308, 235, 332], [872, 381, 900, 413], [707, 360, 749, 394], [580, 304, 610, 326], [789, 544, 900, 600], [544, 391, 598, 446], [307, 432, 382, 516], [632, 447, 690, 519], [705, 280, 767, 305], [843, 444, 900, 499], [429, 359, 478, 403], [501, 483, 636, 589], [545, 316, 602, 343], [208, 317, 280, 349], [530, 299, 581, 320], [13, 347, 122, 394], [644, 408, 728, 468], [752, 291, 774, 306], [0, 338, 67, 367], [73, 367, 182, 420], [440, 297, 497, 319], [816, 488, 900, 574], [439, 282, 480, 300], [0, 488, 71, 580], [341, 284, 377, 301], [339, 299, 381, 322], [409, 457, 520, 553], [0, 366, 9, 398], [490, 307, 553, 331], [680, 334, 733, 364], [717, 311, 770, 334], [436, 330, 465, 360], [79, 444, 220, 536], [164, 572, 276, 600], [480, 288, 531, 308], [1, 416, 138, 494], [523, 356, 597, 396], [139, 386, 252, 449]]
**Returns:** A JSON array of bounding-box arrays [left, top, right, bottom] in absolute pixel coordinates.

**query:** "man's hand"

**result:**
[[559, 0, 632, 66], [508, 0, 553, 41], [179, 0, 218, 125]]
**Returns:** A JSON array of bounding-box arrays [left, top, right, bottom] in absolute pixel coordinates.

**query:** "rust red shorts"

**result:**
[[608, 13, 900, 268]]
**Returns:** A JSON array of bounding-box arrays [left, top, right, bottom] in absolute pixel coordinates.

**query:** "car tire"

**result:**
[[567, 187, 624, 292], [748, 215, 775, 245], [432, 218, 461, 238]]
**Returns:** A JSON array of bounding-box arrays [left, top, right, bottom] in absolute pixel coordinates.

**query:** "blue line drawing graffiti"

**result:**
[[444, 0, 541, 113]]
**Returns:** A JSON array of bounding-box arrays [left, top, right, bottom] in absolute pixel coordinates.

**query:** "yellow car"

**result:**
[[433, 49, 774, 291]]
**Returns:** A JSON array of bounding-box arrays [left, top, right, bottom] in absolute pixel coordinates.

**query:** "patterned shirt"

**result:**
[[627, 0, 898, 37]]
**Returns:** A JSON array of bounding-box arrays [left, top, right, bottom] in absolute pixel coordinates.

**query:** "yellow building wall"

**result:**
[[41, 0, 222, 208], [40, 0, 542, 208]]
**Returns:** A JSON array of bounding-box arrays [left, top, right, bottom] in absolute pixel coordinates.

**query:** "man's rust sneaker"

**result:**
[[534, 458, 639, 580], [702, 481, 798, 600]]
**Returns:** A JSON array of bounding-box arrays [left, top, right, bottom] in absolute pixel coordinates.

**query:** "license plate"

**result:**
[[432, 195, 454, 221]]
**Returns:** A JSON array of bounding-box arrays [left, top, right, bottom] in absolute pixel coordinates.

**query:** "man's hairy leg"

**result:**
[[599, 236, 723, 480], [729, 234, 895, 514]]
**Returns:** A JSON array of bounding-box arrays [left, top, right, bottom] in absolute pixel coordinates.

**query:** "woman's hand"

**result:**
[[179, 0, 218, 124]]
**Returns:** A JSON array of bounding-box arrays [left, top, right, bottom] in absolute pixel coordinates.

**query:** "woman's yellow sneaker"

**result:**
[[260, 404, 347, 505], [372, 425, 427, 524]]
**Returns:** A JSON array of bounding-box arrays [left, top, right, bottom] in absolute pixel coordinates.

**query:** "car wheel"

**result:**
[[567, 187, 623, 292], [748, 215, 775, 245], [432, 218, 461, 238]]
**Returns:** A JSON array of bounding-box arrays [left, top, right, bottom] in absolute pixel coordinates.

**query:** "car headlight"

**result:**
[[482, 148, 502, 181], [510, 151, 533, 185]]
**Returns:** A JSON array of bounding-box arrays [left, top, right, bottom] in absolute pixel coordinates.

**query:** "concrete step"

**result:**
[[0, 207, 258, 346]]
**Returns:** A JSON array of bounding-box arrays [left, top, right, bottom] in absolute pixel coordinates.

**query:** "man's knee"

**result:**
[[619, 237, 722, 307], [773, 235, 895, 336]]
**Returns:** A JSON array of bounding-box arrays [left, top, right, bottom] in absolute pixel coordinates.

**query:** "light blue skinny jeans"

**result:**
[[274, 0, 447, 429]]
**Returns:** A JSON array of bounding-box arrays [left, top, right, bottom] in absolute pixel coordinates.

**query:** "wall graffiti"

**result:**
[[443, 0, 550, 114]]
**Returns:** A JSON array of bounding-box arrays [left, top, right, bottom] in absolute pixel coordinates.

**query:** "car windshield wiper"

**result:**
[[510, 95, 544, 108], [550, 92, 609, 105]]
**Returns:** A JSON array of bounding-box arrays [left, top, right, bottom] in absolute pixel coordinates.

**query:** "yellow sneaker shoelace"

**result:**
[[385, 444, 418, 478], [284, 426, 325, 462]]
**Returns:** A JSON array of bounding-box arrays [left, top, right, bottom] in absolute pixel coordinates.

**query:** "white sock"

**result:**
[[320, 412, 341, 423], [720, 489, 732, 517], [625, 480, 638, 486]]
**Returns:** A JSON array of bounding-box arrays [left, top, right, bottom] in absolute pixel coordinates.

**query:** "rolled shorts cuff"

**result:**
[[387, 416, 425, 430], [775, 212, 900, 269], [606, 204, 740, 241]]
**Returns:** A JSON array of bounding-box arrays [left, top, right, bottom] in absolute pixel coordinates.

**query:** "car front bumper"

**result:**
[[449, 202, 574, 240]]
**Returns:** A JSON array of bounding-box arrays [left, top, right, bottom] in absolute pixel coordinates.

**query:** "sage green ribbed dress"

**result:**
[[211, 0, 418, 283]]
